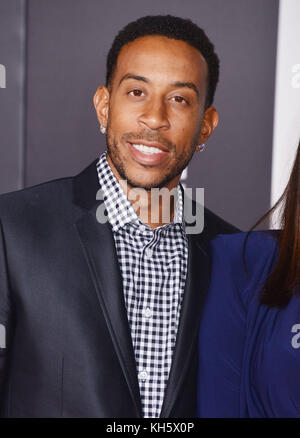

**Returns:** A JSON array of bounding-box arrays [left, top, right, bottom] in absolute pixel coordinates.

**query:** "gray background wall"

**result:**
[[0, 0, 279, 230], [0, 0, 26, 192]]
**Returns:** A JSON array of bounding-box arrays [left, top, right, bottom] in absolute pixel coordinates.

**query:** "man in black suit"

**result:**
[[0, 15, 238, 417]]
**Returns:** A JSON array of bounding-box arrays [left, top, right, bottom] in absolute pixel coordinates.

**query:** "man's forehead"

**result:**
[[114, 35, 208, 83]]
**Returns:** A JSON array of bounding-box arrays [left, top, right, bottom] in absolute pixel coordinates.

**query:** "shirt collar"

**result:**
[[96, 151, 185, 233]]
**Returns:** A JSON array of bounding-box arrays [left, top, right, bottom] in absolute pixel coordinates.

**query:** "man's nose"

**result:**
[[138, 97, 170, 131]]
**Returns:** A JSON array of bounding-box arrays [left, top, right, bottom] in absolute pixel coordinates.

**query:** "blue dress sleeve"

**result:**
[[197, 231, 278, 417]]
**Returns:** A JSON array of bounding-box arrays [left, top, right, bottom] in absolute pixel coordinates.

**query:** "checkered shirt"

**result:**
[[96, 151, 188, 418]]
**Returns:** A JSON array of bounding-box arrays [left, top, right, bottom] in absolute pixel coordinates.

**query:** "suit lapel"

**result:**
[[160, 231, 211, 417], [73, 160, 142, 417]]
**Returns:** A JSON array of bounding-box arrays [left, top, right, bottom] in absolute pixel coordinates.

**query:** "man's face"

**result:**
[[95, 35, 218, 190]]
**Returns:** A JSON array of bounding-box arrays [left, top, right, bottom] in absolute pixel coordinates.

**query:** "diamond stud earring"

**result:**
[[197, 143, 205, 152], [100, 125, 106, 134]]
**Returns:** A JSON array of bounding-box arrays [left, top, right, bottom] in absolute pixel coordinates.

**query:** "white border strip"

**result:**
[[271, 0, 300, 227]]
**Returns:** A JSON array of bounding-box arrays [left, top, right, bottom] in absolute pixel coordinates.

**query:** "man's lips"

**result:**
[[128, 140, 169, 152], [126, 141, 169, 166]]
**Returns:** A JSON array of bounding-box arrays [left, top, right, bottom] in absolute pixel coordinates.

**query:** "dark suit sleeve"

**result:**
[[0, 220, 12, 411]]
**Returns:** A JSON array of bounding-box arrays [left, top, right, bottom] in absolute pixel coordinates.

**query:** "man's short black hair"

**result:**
[[106, 15, 219, 108]]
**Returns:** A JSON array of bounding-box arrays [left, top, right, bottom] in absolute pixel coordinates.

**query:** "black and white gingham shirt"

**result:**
[[96, 151, 188, 418]]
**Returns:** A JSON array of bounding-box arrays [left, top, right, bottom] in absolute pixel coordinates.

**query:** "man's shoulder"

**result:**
[[0, 175, 73, 203], [0, 174, 73, 222]]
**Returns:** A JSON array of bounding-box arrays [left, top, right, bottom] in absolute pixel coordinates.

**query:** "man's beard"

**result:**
[[105, 125, 197, 190]]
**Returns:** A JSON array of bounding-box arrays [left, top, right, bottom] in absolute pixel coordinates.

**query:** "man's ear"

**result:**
[[93, 86, 110, 128], [197, 106, 219, 144]]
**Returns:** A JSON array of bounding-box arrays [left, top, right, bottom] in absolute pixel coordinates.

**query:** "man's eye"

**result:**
[[128, 89, 144, 97], [172, 96, 187, 104]]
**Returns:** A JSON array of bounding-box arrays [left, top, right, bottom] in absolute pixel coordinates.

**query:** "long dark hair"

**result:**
[[248, 139, 300, 308]]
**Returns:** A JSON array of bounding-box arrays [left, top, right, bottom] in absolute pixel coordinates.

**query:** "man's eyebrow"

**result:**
[[170, 81, 199, 97], [118, 74, 200, 97], [118, 74, 149, 86]]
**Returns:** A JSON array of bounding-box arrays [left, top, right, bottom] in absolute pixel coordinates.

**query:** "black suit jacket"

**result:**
[[0, 159, 238, 417]]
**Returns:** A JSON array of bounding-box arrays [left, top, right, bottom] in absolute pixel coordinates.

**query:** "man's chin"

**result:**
[[125, 179, 165, 190], [124, 171, 180, 190]]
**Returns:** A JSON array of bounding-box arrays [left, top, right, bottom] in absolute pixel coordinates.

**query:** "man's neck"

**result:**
[[119, 179, 176, 229]]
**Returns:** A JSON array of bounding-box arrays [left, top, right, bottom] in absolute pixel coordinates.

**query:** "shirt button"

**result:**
[[144, 307, 152, 319], [138, 370, 148, 382], [145, 248, 153, 258]]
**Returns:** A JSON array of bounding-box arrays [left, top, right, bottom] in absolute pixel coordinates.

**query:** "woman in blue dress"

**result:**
[[197, 141, 300, 417]]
